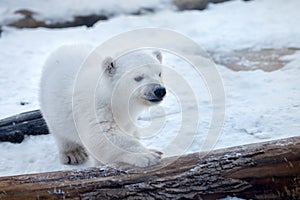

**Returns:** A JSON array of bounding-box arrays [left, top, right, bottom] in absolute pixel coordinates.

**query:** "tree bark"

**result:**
[[0, 110, 49, 143], [0, 136, 299, 200]]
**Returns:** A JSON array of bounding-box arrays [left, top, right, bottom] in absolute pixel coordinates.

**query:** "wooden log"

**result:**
[[0, 110, 49, 143], [0, 136, 299, 200]]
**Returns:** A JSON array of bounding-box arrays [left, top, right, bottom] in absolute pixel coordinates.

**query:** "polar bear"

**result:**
[[39, 44, 166, 168]]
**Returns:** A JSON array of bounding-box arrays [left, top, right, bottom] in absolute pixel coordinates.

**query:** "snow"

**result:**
[[0, 0, 299, 178], [0, 0, 174, 25]]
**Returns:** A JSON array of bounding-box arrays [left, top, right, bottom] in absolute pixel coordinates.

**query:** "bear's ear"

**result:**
[[102, 56, 115, 76], [152, 50, 162, 63]]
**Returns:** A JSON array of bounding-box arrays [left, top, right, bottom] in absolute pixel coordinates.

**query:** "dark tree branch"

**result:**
[[0, 110, 48, 143]]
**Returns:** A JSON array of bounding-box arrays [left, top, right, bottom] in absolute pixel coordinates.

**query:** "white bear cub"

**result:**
[[40, 44, 166, 168]]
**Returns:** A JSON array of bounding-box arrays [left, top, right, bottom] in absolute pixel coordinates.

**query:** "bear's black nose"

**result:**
[[154, 86, 166, 99]]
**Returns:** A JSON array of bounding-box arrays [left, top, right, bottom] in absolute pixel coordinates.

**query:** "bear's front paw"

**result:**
[[60, 145, 88, 165], [125, 149, 163, 168]]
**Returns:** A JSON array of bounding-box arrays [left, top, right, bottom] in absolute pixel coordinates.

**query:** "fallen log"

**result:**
[[0, 110, 48, 143], [0, 136, 299, 200]]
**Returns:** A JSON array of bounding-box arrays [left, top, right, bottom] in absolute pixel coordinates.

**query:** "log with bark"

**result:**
[[0, 136, 299, 200], [0, 110, 48, 143]]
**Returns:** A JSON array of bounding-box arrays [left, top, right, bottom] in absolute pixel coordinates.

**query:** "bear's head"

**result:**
[[103, 51, 166, 110], [104, 51, 166, 126]]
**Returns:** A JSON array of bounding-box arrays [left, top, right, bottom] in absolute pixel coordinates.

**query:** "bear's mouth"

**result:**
[[142, 85, 166, 104], [148, 98, 163, 103]]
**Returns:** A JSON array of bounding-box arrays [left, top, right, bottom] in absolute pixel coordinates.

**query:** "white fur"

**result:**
[[40, 44, 164, 167]]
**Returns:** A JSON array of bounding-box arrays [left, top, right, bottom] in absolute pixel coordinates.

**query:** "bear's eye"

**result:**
[[134, 75, 144, 82], [159, 72, 162, 77]]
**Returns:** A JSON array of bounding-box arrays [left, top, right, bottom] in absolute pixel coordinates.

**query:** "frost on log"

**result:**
[[0, 136, 299, 200]]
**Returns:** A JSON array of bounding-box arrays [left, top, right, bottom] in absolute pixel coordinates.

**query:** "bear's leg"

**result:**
[[96, 133, 163, 168], [119, 148, 163, 168], [55, 138, 88, 165]]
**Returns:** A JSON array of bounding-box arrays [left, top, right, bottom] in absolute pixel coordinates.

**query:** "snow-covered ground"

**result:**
[[0, 0, 174, 25], [0, 0, 299, 178]]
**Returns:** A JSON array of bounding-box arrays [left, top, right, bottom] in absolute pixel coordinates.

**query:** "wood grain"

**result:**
[[0, 136, 299, 199]]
